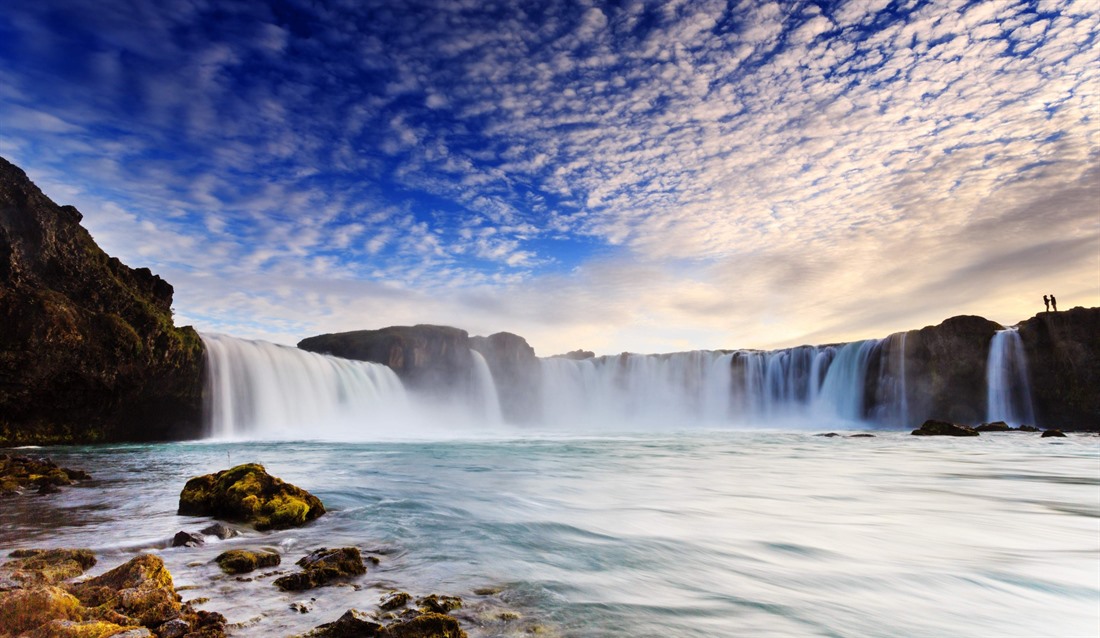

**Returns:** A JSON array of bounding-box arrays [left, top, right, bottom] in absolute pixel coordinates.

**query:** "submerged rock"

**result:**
[[274, 548, 366, 591], [1017, 425, 1040, 432], [911, 420, 979, 437], [214, 550, 281, 575], [1041, 429, 1067, 438], [199, 523, 239, 540], [815, 432, 841, 437], [178, 463, 325, 530], [848, 433, 876, 438]]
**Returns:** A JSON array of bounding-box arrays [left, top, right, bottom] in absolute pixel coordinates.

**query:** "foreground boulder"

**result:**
[[178, 464, 325, 530], [0, 552, 225, 638], [0, 156, 204, 445], [911, 420, 979, 436], [274, 548, 367, 591]]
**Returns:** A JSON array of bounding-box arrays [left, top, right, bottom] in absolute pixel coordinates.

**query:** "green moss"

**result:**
[[24, 619, 140, 638], [214, 550, 280, 575], [0, 586, 84, 634]]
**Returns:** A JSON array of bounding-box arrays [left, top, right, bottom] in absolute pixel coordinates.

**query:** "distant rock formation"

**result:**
[[470, 332, 541, 423], [0, 157, 203, 445], [298, 325, 475, 392]]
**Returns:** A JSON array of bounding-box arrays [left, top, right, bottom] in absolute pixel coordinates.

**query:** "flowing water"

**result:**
[[2, 434, 1098, 637], [4, 334, 1094, 637]]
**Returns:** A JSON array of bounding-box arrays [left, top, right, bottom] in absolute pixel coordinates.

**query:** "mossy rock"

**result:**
[[23, 619, 147, 638], [274, 548, 366, 591], [68, 554, 180, 628], [416, 594, 462, 614], [214, 550, 281, 575], [385, 613, 468, 638], [0, 585, 84, 634], [2, 548, 96, 587], [178, 464, 325, 530]]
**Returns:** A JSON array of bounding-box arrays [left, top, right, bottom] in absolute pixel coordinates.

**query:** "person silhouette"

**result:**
[[1043, 295, 1050, 312], [1050, 294, 1057, 312]]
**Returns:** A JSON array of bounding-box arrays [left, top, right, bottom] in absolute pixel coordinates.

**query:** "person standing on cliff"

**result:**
[[1050, 294, 1058, 312], [1044, 295, 1050, 312]]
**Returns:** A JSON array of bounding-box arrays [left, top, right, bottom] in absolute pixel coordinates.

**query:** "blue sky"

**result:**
[[2, 0, 1097, 355]]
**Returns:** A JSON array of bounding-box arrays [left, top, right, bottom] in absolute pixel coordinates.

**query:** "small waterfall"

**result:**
[[986, 328, 1035, 426], [870, 332, 909, 427], [201, 333, 409, 438], [470, 350, 503, 424]]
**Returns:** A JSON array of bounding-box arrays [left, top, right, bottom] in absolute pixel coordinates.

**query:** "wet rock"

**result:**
[[274, 548, 366, 591], [215, 549, 281, 575], [199, 523, 239, 540], [291, 599, 316, 614], [178, 463, 325, 530], [416, 594, 462, 614], [172, 531, 206, 548], [471, 586, 502, 596], [815, 432, 840, 437], [157, 617, 191, 638], [300, 608, 383, 637], [975, 421, 1012, 432], [1, 548, 97, 588], [386, 613, 467, 638], [911, 420, 979, 436], [1017, 425, 1040, 432], [23, 618, 149, 638], [1041, 429, 1067, 438], [0, 455, 90, 495], [380, 591, 411, 611], [848, 433, 876, 438]]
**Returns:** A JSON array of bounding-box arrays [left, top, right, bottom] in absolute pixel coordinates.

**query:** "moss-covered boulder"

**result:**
[[274, 548, 366, 591], [415, 595, 462, 614], [0, 585, 85, 634], [0, 549, 96, 589], [178, 464, 325, 531], [68, 554, 181, 628], [911, 419, 979, 436], [214, 550, 281, 575], [23, 619, 149, 638]]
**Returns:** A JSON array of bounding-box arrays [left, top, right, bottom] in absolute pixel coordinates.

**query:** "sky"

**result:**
[[1, 0, 1097, 356]]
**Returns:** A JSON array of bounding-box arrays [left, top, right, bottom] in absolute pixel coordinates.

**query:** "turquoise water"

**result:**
[[3, 431, 1098, 637]]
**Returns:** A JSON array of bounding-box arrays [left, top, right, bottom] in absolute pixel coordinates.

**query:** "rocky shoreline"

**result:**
[[0, 460, 542, 638]]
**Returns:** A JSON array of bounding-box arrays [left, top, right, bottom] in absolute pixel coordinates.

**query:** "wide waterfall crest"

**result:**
[[202, 333, 409, 439], [986, 328, 1035, 426]]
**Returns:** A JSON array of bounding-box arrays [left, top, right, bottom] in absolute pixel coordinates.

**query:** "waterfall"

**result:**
[[201, 333, 409, 438], [470, 350, 503, 424], [201, 332, 917, 438], [986, 328, 1035, 426]]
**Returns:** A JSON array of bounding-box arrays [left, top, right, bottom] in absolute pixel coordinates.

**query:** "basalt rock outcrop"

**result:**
[[1017, 307, 1100, 430], [0, 157, 203, 445], [298, 325, 474, 393]]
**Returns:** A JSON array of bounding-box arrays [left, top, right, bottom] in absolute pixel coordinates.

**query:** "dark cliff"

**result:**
[[1017, 307, 1100, 429], [0, 157, 204, 445]]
